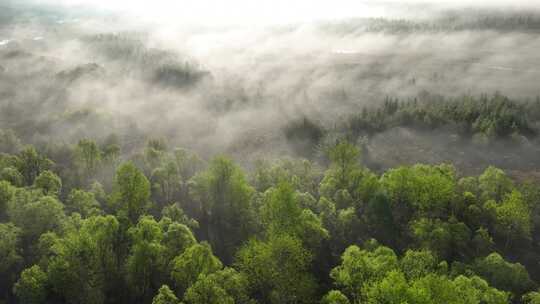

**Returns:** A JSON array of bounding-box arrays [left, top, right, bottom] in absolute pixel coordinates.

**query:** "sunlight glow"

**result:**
[[34, 0, 383, 25]]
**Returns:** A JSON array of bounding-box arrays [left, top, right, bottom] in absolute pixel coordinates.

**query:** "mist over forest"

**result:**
[[2, 1, 540, 304]]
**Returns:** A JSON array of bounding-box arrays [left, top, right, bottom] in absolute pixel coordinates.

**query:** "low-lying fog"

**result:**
[[2, 0, 540, 175]]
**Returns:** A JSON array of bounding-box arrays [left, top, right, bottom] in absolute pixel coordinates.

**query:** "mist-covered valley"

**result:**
[[3, 2, 540, 304], [2, 2, 540, 173]]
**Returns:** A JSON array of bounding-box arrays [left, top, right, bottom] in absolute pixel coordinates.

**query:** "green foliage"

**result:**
[[33, 170, 62, 196], [16, 146, 53, 185], [381, 164, 456, 218], [126, 216, 167, 303], [479, 167, 514, 202], [261, 182, 302, 235], [363, 191, 395, 245], [321, 290, 350, 304], [0, 222, 22, 298], [0, 133, 538, 303], [190, 156, 255, 261], [13, 265, 48, 304], [330, 243, 510, 304], [74, 139, 102, 180], [0, 166, 23, 187], [110, 162, 151, 223], [400, 249, 438, 280], [0, 180, 14, 220], [471, 227, 495, 257], [162, 203, 199, 229], [345, 93, 536, 140], [262, 182, 328, 250], [473, 253, 535, 297], [185, 278, 233, 304], [152, 285, 179, 304], [170, 242, 223, 294], [493, 190, 532, 247], [47, 215, 121, 304], [364, 271, 509, 304], [523, 290, 540, 304], [0, 222, 22, 274], [160, 218, 197, 262], [7, 191, 65, 243], [172, 148, 204, 182], [235, 234, 317, 304], [320, 141, 362, 201], [184, 268, 252, 304], [66, 189, 102, 218], [330, 243, 399, 302], [253, 158, 321, 195], [151, 162, 181, 204], [410, 218, 471, 261]]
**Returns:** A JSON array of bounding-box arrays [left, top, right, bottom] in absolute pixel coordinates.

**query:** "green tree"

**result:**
[[235, 234, 317, 304], [253, 159, 321, 195], [151, 160, 181, 205], [364, 271, 509, 304], [523, 290, 540, 304], [473, 252, 534, 297], [0, 166, 23, 187], [7, 191, 65, 250], [330, 243, 398, 302], [381, 164, 456, 218], [364, 191, 396, 246], [184, 268, 251, 304], [0, 223, 22, 302], [170, 242, 222, 294], [262, 182, 328, 250], [33, 170, 62, 196], [110, 162, 151, 223], [400, 249, 438, 280], [126, 216, 167, 303], [479, 166, 513, 202], [162, 203, 199, 229], [363, 270, 411, 304], [47, 215, 121, 304], [321, 290, 350, 304], [472, 227, 495, 257], [172, 148, 204, 202], [160, 218, 197, 263], [74, 139, 102, 181], [319, 141, 362, 202], [0, 180, 14, 220], [493, 190, 531, 248], [16, 146, 53, 185], [410, 218, 471, 261], [66, 189, 102, 218], [185, 277, 233, 304], [145, 138, 168, 171], [319, 197, 362, 256], [152, 285, 179, 304], [190, 157, 255, 262], [13, 265, 48, 304]]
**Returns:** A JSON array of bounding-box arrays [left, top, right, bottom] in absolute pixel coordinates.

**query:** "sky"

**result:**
[[18, 0, 540, 26]]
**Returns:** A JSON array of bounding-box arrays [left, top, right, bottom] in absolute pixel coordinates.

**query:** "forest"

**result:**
[[2, 128, 540, 304], [3, 1, 540, 303]]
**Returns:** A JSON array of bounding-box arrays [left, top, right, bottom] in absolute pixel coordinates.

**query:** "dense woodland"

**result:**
[[1, 125, 540, 303], [319, 11, 540, 34], [287, 93, 540, 146]]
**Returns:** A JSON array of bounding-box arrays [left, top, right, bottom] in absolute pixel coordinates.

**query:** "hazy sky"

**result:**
[[21, 0, 540, 25]]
